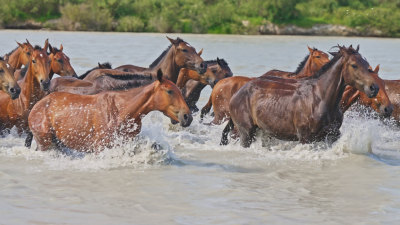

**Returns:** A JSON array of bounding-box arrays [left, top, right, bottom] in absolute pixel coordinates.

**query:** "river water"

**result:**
[[1, 30, 400, 224]]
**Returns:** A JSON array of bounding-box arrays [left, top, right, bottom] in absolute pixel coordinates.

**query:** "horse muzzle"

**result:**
[[380, 104, 394, 118], [40, 79, 51, 91], [196, 62, 207, 74], [9, 86, 21, 99], [179, 112, 193, 127]]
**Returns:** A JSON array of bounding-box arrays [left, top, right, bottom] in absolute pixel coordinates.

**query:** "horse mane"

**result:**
[[294, 54, 310, 74], [34, 45, 43, 50], [149, 37, 187, 68], [5, 46, 19, 57], [149, 45, 172, 68], [103, 73, 153, 81], [0, 56, 3, 61], [96, 74, 154, 91], [77, 62, 112, 80], [205, 58, 230, 70]]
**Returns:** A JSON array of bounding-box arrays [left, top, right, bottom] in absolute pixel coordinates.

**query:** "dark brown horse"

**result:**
[[201, 48, 329, 124], [181, 58, 233, 112], [3, 40, 34, 70], [340, 65, 393, 117], [14, 43, 77, 80], [382, 80, 400, 122], [29, 70, 192, 152], [0, 57, 21, 99], [0, 40, 51, 139], [176, 58, 226, 89], [114, 37, 206, 83], [221, 45, 379, 147]]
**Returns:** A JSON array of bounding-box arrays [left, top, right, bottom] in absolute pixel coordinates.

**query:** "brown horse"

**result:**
[[114, 37, 206, 83], [29, 70, 192, 152], [0, 57, 21, 99], [3, 40, 34, 70], [181, 58, 233, 112], [176, 58, 226, 89], [221, 45, 379, 147], [201, 48, 329, 124], [260, 47, 330, 78], [0, 40, 51, 139], [382, 80, 400, 122], [340, 65, 393, 117], [14, 43, 77, 80]]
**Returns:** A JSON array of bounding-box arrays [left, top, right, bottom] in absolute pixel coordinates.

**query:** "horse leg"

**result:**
[[237, 125, 256, 148], [24, 131, 33, 148], [220, 119, 234, 145], [200, 95, 213, 119]]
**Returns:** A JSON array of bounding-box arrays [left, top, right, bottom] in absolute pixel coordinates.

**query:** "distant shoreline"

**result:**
[[0, 20, 397, 38]]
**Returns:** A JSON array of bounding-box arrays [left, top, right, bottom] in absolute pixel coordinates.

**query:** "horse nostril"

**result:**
[[9, 88, 15, 93], [200, 62, 205, 69], [370, 84, 378, 92], [184, 114, 188, 120]]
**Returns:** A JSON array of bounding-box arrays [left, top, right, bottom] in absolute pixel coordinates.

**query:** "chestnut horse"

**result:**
[[113, 37, 206, 83], [221, 45, 379, 147], [3, 40, 34, 70], [14, 43, 77, 80], [340, 65, 393, 117], [201, 47, 329, 124], [0, 40, 51, 139], [29, 70, 192, 152], [181, 58, 233, 112], [0, 57, 21, 99], [260, 47, 330, 78]]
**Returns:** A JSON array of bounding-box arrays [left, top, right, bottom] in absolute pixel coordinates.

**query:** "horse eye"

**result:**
[[32, 59, 36, 64], [212, 69, 218, 73], [182, 49, 188, 53], [315, 56, 321, 58], [167, 90, 173, 95], [27, 52, 31, 56], [351, 64, 358, 69], [58, 59, 63, 63]]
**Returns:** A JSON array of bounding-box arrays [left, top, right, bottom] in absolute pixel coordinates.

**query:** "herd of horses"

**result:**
[[0, 36, 398, 152]]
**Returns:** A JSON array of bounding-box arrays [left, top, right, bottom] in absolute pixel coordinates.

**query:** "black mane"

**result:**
[[34, 45, 43, 50], [95, 74, 155, 91], [0, 56, 3, 61], [308, 51, 341, 79], [77, 62, 112, 80], [149, 45, 172, 68], [294, 54, 310, 74], [103, 73, 153, 81], [205, 58, 230, 70]]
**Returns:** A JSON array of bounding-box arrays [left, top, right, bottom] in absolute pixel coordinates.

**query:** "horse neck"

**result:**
[[297, 57, 313, 76], [340, 86, 360, 112], [118, 84, 156, 123], [315, 57, 347, 111], [21, 63, 42, 107], [151, 47, 180, 83], [8, 48, 23, 69], [176, 69, 190, 89], [49, 54, 55, 79]]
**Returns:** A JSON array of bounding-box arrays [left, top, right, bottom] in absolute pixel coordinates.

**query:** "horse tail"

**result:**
[[200, 94, 213, 119], [220, 118, 234, 145]]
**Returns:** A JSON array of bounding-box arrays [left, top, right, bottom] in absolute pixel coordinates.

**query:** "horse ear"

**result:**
[[307, 46, 313, 53], [48, 43, 55, 54], [198, 48, 203, 56], [16, 41, 24, 48], [217, 57, 222, 66], [166, 36, 179, 46], [59, 44, 63, 52], [157, 69, 163, 83], [43, 39, 49, 52], [374, 64, 380, 73], [356, 44, 360, 52]]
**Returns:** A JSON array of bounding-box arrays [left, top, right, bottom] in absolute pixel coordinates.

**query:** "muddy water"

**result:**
[[1, 30, 400, 224]]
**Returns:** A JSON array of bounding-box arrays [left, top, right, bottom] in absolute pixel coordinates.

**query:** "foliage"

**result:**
[[0, 0, 398, 36]]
